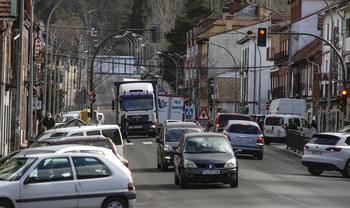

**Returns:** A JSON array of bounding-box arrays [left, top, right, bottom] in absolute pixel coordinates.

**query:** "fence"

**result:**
[[286, 129, 306, 154]]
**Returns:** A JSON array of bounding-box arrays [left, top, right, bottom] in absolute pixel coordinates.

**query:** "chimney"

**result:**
[[228, 0, 242, 14]]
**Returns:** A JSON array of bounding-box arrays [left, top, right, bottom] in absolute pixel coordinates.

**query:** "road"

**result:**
[[124, 137, 350, 208]]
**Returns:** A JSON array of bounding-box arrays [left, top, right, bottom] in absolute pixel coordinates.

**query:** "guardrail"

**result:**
[[286, 129, 306, 154]]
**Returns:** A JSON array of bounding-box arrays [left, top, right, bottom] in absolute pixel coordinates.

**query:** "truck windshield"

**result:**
[[121, 98, 154, 111]]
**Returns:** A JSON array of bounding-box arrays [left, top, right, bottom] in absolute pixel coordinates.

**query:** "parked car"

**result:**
[[263, 114, 316, 145], [223, 120, 264, 160], [30, 125, 124, 156], [156, 122, 203, 171], [0, 151, 136, 208], [173, 132, 238, 188], [29, 136, 129, 168], [302, 132, 350, 177], [213, 113, 252, 133]]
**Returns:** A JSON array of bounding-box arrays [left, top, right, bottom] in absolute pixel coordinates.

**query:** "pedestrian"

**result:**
[[43, 113, 55, 129], [121, 113, 131, 143], [311, 120, 317, 131], [286, 118, 298, 131]]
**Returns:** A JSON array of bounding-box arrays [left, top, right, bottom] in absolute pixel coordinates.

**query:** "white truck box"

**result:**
[[268, 98, 306, 118]]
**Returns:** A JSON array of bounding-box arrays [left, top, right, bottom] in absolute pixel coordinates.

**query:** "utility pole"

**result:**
[[14, 0, 24, 151]]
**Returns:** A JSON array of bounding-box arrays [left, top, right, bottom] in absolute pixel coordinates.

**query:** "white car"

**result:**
[[302, 132, 350, 177], [0, 150, 136, 208]]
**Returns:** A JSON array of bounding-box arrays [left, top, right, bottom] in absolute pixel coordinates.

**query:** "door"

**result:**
[[20, 157, 78, 208], [300, 118, 315, 138]]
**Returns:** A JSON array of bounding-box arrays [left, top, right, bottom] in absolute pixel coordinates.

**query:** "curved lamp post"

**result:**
[[204, 41, 238, 113]]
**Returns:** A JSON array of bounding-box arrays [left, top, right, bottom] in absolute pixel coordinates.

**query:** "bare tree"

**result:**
[[144, 0, 186, 51]]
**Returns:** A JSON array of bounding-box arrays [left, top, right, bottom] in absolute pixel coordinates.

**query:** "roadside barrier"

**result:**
[[286, 129, 305, 154]]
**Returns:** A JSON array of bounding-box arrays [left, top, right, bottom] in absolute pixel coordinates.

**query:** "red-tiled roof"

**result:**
[[211, 19, 264, 27], [292, 38, 322, 63], [0, 0, 11, 18]]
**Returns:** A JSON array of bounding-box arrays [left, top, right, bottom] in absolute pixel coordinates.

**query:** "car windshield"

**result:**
[[265, 117, 284, 125], [184, 136, 232, 153], [58, 116, 74, 123], [165, 128, 201, 142], [0, 157, 37, 181], [50, 132, 68, 138], [309, 135, 340, 145], [227, 124, 261, 134]]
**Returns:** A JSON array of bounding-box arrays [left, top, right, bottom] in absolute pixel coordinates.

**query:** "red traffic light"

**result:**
[[341, 90, 347, 96], [259, 29, 265, 35], [257, 27, 267, 47]]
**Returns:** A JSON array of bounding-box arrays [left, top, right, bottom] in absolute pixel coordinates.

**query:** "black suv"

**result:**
[[156, 122, 203, 171]]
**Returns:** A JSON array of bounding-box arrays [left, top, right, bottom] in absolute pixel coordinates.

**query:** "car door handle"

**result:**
[[75, 182, 81, 192]]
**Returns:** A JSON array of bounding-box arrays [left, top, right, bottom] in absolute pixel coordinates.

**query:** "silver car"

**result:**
[[223, 120, 264, 160]]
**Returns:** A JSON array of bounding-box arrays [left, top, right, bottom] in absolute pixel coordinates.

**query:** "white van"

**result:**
[[263, 114, 317, 145], [31, 125, 124, 156]]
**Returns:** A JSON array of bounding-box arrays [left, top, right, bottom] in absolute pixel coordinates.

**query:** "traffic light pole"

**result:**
[[271, 31, 347, 125]]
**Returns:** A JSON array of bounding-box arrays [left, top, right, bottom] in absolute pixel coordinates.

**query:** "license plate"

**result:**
[[312, 151, 322, 155], [130, 125, 142, 129], [202, 170, 220, 175], [239, 137, 250, 141]]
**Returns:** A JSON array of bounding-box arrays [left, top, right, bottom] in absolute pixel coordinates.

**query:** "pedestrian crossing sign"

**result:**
[[197, 109, 210, 120], [184, 108, 193, 117]]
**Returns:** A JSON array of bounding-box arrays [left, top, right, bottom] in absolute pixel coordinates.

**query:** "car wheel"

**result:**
[[102, 197, 127, 208], [174, 172, 180, 185], [307, 167, 323, 176], [264, 138, 271, 145], [230, 174, 238, 188], [256, 154, 263, 160], [342, 160, 350, 178], [0, 202, 12, 208], [157, 156, 161, 169], [179, 172, 187, 188], [161, 161, 168, 171]]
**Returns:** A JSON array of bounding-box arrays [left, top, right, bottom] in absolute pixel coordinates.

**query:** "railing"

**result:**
[[286, 129, 306, 154]]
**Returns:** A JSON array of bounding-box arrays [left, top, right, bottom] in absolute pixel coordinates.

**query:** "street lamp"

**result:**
[[225, 27, 263, 114], [204, 41, 238, 113]]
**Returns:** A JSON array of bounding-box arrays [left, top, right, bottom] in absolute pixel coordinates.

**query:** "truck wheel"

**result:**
[[264, 138, 271, 145]]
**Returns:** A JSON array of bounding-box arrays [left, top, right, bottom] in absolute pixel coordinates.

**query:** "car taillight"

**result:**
[[257, 137, 263, 143], [326, 147, 342, 152], [304, 145, 309, 150], [284, 123, 287, 128], [128, 183, 134, 191]]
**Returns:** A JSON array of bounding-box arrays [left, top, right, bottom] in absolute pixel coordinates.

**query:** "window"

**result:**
[[227, 124, 260, 134], [301, 118, 310, 128], [102, 129, 122, 145], [346, 18, 350, 37], [28, 157, 73, 182], [86, 130, 100, 136], [73, 157, 111, 179], [345, 138, 350, 145], [70, 132, 84, 136], [309, 135, 340, 145]]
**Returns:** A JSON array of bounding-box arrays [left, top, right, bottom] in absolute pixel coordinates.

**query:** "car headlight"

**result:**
[[224, 158, 237, 168], [164, 144, 174, 152], [151, 124, 156, 129], [183, 159, 197, 168]]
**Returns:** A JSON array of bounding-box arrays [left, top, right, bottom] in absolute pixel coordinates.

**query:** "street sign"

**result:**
[[184, 108, 194, 117], [197, 109, 210, 120]]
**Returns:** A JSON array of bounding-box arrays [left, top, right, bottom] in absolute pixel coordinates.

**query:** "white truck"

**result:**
[[113, 80, 159, 137], [158, 95, 185, 125], [268, 98, 307, 118]]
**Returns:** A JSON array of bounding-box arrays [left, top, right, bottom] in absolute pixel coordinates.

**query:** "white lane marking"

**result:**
[[125, 142, 134, 145], [143, 141, 153, 145]]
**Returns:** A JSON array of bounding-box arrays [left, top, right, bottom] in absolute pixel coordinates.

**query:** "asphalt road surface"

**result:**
[[124, 137, 350, 208]]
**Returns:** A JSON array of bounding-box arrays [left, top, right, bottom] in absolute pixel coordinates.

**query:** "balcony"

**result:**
[[271, 86, 286, 100], [274, 51, 288, 65]]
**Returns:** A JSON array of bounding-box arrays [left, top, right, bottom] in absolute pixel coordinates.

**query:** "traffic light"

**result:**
[[257, 27, 267, 47], [150, 24, 160, 43], [341, 90, 348, 100]]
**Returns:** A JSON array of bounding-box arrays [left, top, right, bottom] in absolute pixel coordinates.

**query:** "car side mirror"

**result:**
[[24, 176, 37, 185]]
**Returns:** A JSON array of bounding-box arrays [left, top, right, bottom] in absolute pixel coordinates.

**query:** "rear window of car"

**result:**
[[165, 128, 201, 142], [227, 124, 261, 134], [309, 135, 340, 145], [102, 129, 122, 145], [265, 117, 283, 125], [218, 114, 251, 127]]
